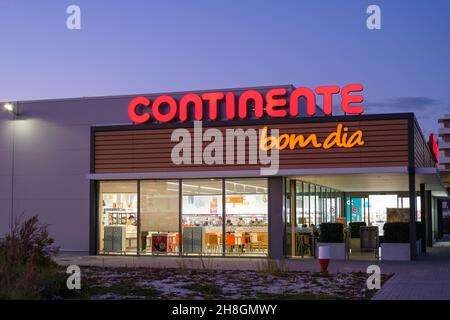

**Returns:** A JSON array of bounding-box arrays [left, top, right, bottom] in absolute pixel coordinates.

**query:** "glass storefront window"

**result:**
[[296, 182, 304, 226], [140, 180, 179, 255], [310, 185, 316, 226], [181, 179, 223, 255], [98, 181, 138, 255], [285, 178, 293, 256], [330, 190, 336, 222], [399, 197, 408, 208], [398, 196, 422, 222], [290, 180, 343, 258], [336, 194, 341, 223], [304, 183, 310, 226], [344, 193, 422, 233], [369, 194, 398, 236], [317, 186, 323, 226], [98, 178, 270, 257], [416, 196, 421, 221], [346, 196, 369, 223], [225, 179, 268, 256], [363, 197, 369, 223], [324, 189, 329, 222]]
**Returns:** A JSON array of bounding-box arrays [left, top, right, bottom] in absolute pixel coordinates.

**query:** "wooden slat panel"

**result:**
[[95, 125, 408, 139], [95, 127, 409, 142], [95, 132, 409, 147], [94, 118, 411, 173], [95, 145, 408, 157], [95, 149, 409, 162], [414, 123, 435, 168], [94, 137, 409, 151]]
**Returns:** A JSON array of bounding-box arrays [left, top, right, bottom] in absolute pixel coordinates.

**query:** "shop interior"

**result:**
[[97, 178, 269, 256], [288, 172, 443, 260], [285, 179, 342, 259]]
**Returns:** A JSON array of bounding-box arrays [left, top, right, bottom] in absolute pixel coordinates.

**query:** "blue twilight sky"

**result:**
[[0, 0, 449, 136]]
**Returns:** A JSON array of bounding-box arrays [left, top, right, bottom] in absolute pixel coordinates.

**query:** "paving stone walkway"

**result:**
[[372, 245, 450, 300]]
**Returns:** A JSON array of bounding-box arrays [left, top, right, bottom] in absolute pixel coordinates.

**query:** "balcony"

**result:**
[[439, 127, 450, 135], [438, 114, 450, 122], [440, 156, 450, 164]]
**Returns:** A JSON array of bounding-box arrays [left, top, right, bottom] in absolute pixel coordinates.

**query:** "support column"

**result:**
[[437, 199, 443, 239], [341, 192, 347, 220], [408, 167, 417, 260], [89, 180, 98, 255], [407, 116, 417, 260], [268, 177, 285, 259], [426, 190, 433, 246], [289, 180, 296, 257], [420, 183, 427, 253]]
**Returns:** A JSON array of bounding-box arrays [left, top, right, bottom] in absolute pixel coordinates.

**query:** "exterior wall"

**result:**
[[414, 122, 436, 168], [0, 114, 13, 238], [268, 177, 285, 259], [93, 117, 410, 173], [0, 96, 135, 251]]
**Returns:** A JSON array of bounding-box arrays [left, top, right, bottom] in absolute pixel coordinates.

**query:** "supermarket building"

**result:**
[[1, 85, 448, 260]]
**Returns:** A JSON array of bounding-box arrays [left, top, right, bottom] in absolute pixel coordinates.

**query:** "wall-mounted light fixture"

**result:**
[[3, 102, 19, 116]]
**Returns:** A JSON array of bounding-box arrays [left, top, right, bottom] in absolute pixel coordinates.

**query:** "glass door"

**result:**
[[139, 180, 180, 255]]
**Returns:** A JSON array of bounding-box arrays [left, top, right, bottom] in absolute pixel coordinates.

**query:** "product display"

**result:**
[[183, 227, 205, 254], [103, 225, 126, 252], [99, 191, 138, 254]]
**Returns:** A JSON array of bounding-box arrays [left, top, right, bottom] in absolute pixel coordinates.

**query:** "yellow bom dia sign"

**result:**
[[259, 123, 365, 151]]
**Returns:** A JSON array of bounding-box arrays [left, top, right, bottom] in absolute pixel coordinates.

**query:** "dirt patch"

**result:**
[[59, 266, 392, 300]]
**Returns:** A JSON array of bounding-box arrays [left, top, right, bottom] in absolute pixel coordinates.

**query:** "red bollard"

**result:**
[[318, 246, 331, 274]]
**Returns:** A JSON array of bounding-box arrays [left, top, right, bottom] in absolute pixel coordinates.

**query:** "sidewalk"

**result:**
[[372, 247, 450, 300], [56, 245, 450, 300], [55, 254, 380, 273]]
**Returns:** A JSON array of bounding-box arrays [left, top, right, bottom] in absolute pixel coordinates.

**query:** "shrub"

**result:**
[[383, 222, 409, 243], [349, 222, 367, 238], [256, 259, 287, 275], [37, 268, 71, 299], [319, 223, 344, 243], [0, 214, 60, 299]]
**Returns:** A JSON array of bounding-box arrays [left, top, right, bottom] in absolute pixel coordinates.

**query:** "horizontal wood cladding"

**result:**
[[414, 123, 436, 168], [93, 119, 410, 173]]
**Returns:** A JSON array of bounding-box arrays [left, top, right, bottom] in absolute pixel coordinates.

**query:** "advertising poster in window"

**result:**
[[152, 235, 168, 253]]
